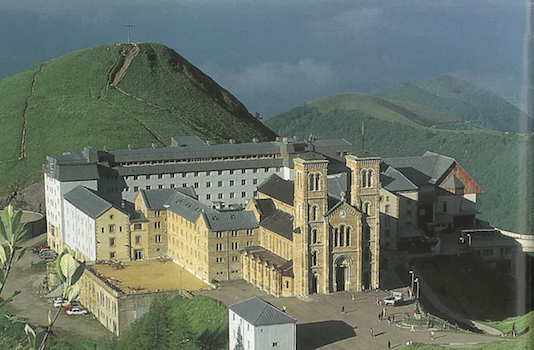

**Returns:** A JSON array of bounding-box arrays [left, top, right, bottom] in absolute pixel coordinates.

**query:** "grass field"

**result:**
[[0, 42, 276, 196]]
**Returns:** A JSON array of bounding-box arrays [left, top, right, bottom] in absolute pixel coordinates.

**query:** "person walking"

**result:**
[[430, 330, 435, 341], [341, 305, 345, 314], [370, 327, 374, 337], [387, 340, 391, 349], [392, 314, 395, 324]]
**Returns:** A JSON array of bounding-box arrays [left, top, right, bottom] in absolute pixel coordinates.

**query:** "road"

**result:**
[[1, 234, 110, 340]]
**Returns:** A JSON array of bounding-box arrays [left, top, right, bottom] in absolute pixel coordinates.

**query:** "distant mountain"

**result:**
[[266, 94, 533, 234], [377, 75, 531, 133], [0, 42, 276, 196]]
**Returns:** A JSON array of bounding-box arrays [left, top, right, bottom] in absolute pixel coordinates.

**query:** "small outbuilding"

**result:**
[[229, 296, 296, 350]]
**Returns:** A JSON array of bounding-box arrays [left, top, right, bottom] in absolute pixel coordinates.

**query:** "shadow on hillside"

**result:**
[[198, 326, 228, 350], [297, 320, 356, 350]]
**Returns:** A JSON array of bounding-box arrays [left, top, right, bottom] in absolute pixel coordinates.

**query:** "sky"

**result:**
[[0, 0, 529, 118]]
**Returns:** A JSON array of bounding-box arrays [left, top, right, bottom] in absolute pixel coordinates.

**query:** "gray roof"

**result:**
[[383, 151, 455, 185], [203, 210, 259, 232], [327, 174, 347, 199], [260, 210, 294, 241], [63, 186, 113, 219], [257, 174, 294, 205], [229, 297, 296, 326], [381, 166, 418, 192], [440, 174, 465, 190], [254, 198, 277, 219], [141, 187, 197, 211], [166, 191, 213, 223], [296, 151, 327, 161], [46, 163, 101, 181], [170, 136, 208, 147]]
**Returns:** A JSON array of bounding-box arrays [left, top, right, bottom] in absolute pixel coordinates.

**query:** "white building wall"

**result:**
[[63, 199, 97, 261], [255, 323, 296, 350], [229, 310, 256, 350]]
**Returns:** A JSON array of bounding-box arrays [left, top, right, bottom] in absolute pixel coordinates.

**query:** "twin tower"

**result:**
[[291, 151, 380, 295]]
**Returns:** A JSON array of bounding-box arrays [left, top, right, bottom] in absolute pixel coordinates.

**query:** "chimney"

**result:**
[[151, 143, 156, 149], [229, 139, 236, 145], [121, 200, 126, 209], [275, 137, 281, 142], [128, 144, 132, 150], [206, 140, 211, 146], [252, 138, 259, 143]]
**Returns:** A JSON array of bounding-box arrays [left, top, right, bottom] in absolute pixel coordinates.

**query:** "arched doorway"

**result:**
[[335, 257, 350, 292]]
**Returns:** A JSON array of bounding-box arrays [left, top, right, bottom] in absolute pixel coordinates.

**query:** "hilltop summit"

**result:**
[[0, 42, 276, 196]]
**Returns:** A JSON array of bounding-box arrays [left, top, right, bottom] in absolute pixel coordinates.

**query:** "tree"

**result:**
[[234, 325, 244, 350], [0, 205, 28, 306]]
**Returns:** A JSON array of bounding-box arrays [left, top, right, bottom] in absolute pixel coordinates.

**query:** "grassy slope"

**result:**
[[266, 102, 534, 234], [377, 75, 531, 132], [0, 43, 276, 194]]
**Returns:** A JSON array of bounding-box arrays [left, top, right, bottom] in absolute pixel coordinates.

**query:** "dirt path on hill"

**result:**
[[0, 65, 43, 164]]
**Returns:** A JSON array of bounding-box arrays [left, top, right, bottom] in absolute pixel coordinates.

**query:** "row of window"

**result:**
[[216, 256, 240, 263], [118, 167, 281, 181], [119, 154, 279, 167], [216, 230, 254, 238]]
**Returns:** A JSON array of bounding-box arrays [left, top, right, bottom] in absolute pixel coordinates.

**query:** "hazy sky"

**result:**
[[0, 0, 528, 117]]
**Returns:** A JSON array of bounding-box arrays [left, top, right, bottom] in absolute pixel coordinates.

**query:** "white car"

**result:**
[[53, 299, 69, 308], [66, 307, 88, 316]]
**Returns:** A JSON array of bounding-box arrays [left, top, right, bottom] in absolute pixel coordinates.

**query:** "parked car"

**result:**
[[40, 252, 57, 260], [53, 299, 69, 308], [66, 307, 87, 316]]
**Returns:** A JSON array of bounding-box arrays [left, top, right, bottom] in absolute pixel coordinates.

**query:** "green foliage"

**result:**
[[0, 42, 276, 195], [377, 75, 532, 133], [120, 295, 228, 350], [234, 325, 244, 350], [266, 103, 534, 234], [0, 205, 28, 297]]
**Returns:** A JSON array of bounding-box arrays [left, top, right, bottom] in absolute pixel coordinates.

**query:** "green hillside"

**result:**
[[0, 43, 276, 194], [377, 75, 532, 132], [266, 97, 534, 234]]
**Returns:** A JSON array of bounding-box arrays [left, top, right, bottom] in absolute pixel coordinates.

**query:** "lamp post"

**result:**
[[414, 278, 420, 299], [467, 233, 472, 246], [409, 270, 415, 299]]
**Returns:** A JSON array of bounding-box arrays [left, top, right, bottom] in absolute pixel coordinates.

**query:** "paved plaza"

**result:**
[[200, 280, 504, 350]]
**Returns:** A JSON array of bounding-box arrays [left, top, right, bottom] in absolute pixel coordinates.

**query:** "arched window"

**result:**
[[311, 251, 318, 266], [315, 173, 321, 191], [333, 227, 338, 247], [310, 205, 318, 221], [339, 225, 345, 247], [363, 202, 371, 215], [367, 170, 373, 188], [346, 227, 351, 246], [311, 229, 318, 244], [361, 170, 367, 188], [308, 174, 314, 191], [297, 172, 301, 189]]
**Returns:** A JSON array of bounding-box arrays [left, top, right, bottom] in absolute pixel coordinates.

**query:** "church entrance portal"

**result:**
[[335, 258, 350, 292]]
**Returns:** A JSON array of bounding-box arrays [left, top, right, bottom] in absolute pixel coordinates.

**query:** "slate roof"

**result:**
[[254, 198, 277, 219], [165, 191, 213, 223], [63, 186, 113, 219], [49, 163, 101, 181], [381, 166, 418, 192], [141, 187, 197, 211], [260, 210, 294, 241], [440, 174, 465, 190], [203, 211, 259, 232], [296, 151, 326, 161], [327, 174, 347, 199], [257, 174, 294, 205], [229, 296, 296, 326], [383, 152, 455, 185]]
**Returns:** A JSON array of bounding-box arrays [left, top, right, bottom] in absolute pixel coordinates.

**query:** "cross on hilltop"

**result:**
[[123, 22, 134, 43]]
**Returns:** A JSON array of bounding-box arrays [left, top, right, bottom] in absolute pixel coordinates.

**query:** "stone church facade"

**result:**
[[242, 151, 381, 297]]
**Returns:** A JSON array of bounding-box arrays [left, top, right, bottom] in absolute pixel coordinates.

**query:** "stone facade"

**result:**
[[242, 151, 382, 297]]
